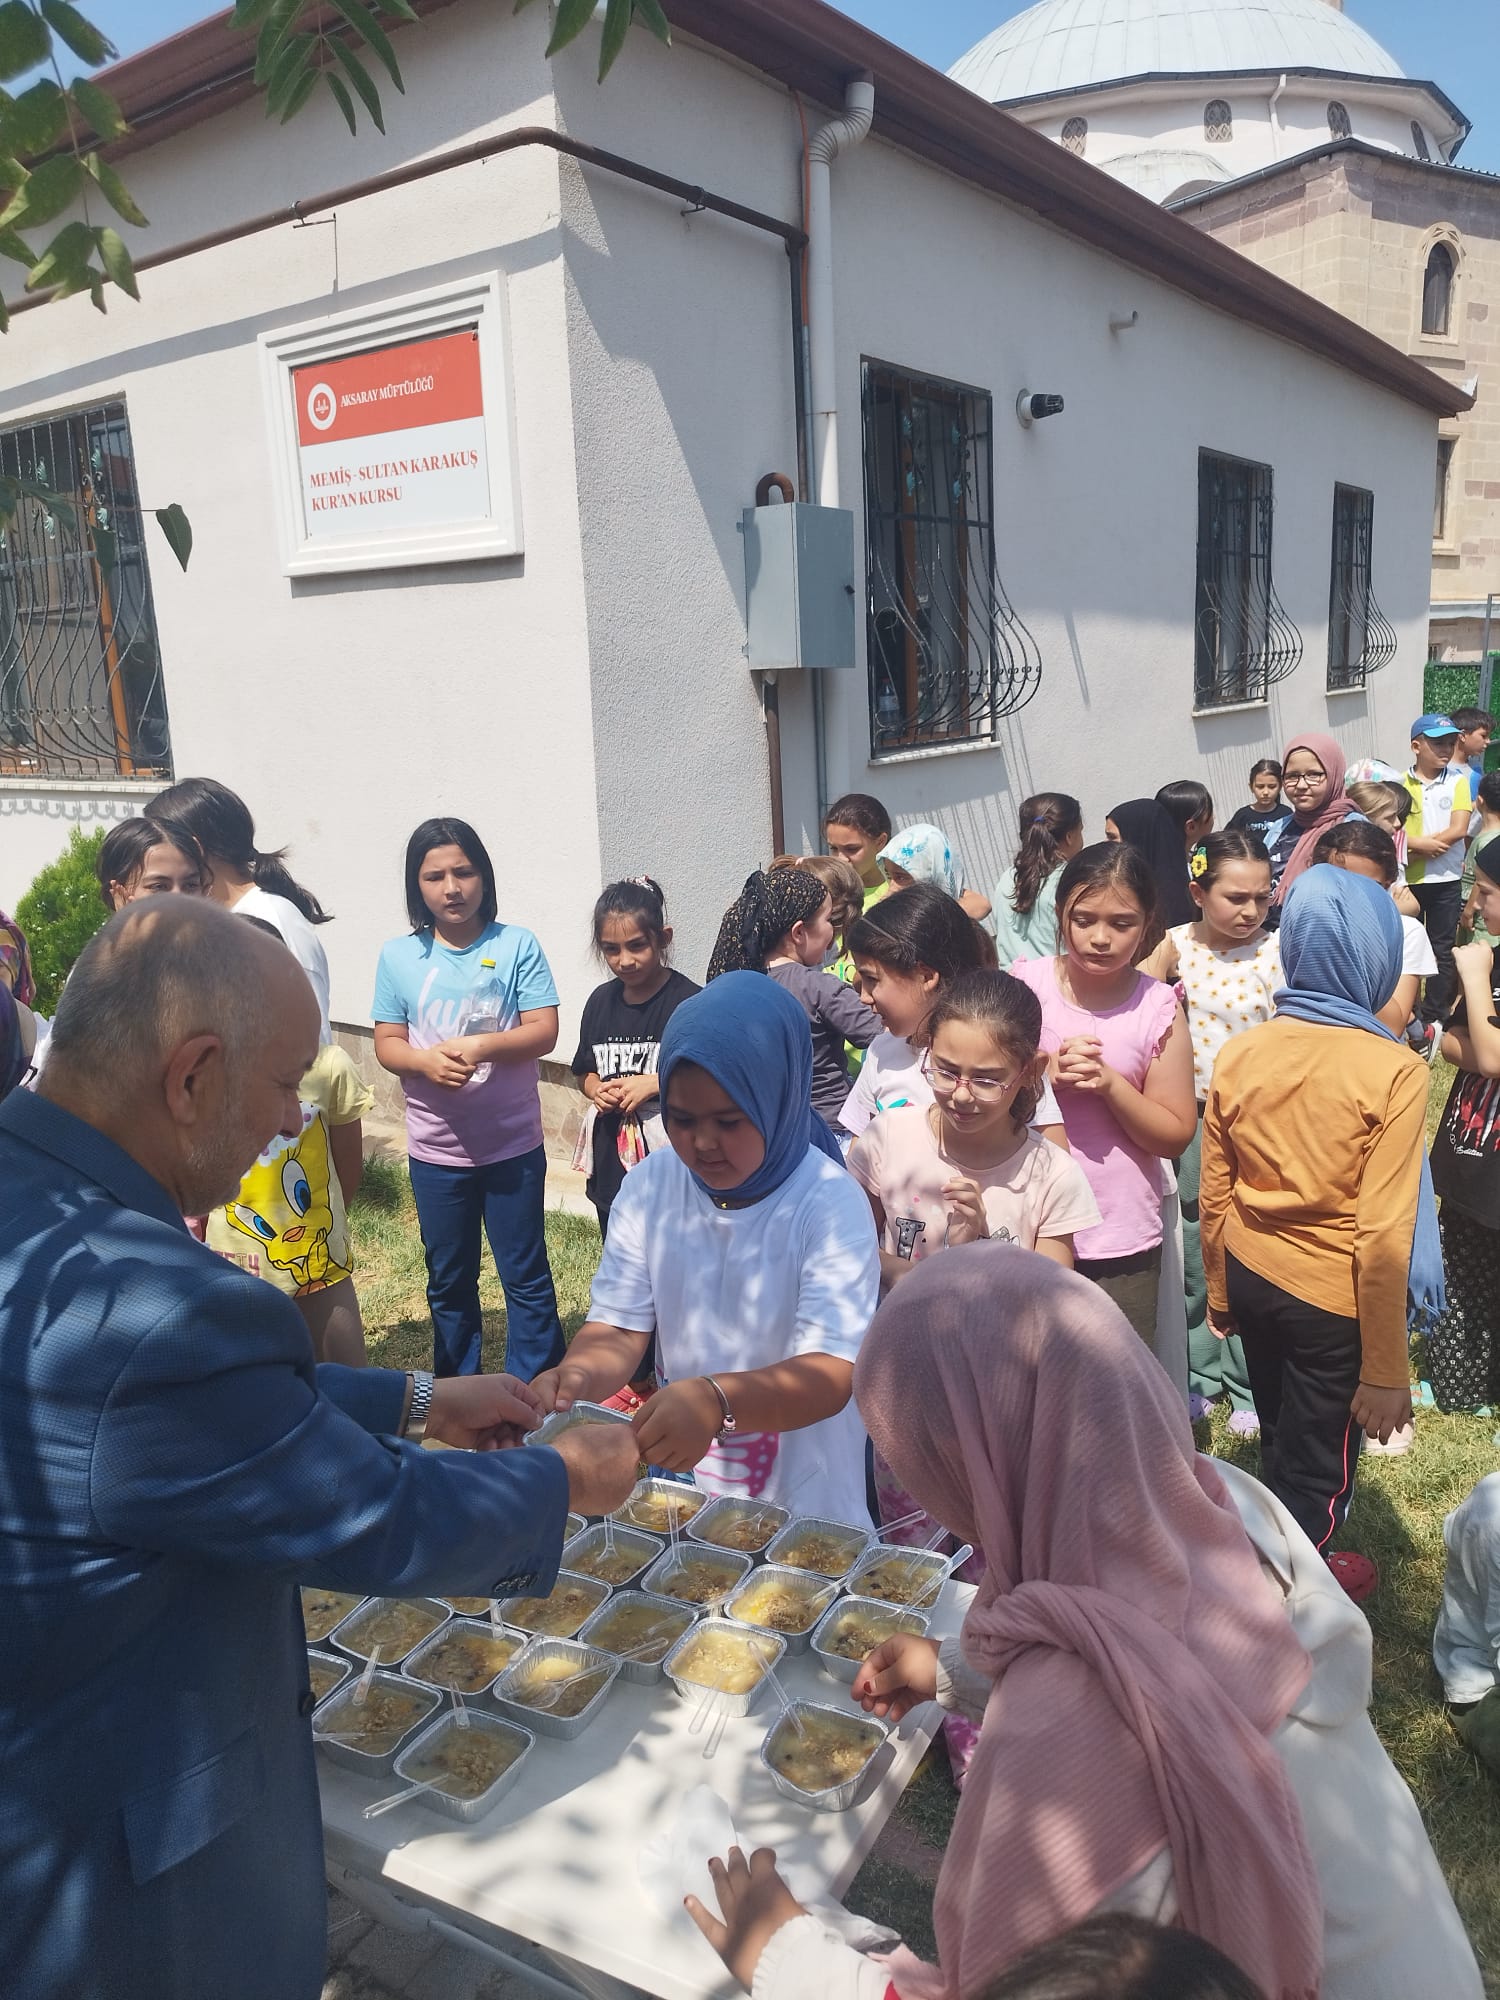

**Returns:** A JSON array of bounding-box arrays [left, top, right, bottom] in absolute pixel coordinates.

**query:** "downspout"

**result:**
[[1269, 72, 1288, 161], [805, 73, 875, 832]]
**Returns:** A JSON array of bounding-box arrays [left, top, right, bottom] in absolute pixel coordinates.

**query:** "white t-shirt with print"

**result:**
[[837, 1032, 1062, 1136], [588, 1145, 880, 1524], [238, 884, 332, 1042], [1404, 767, 1474, 886]]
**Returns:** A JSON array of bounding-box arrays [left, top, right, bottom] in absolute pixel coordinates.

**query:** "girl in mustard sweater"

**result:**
[[1200, 868, 1438, 1596]]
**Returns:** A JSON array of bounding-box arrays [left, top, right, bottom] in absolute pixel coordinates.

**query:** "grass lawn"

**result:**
[[347, 1130, 1499, 1991]]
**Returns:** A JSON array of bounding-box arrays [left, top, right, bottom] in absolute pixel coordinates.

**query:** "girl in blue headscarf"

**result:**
[[534, 974, 880, 1522], [1199, 867, 1439, 1599]]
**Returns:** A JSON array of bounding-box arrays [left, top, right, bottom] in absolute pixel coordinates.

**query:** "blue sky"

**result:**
[[55, 0, 1500, 175]]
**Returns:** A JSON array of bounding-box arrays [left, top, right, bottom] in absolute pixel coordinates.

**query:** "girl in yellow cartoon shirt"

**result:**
[[205, 1043, 373, 1365]]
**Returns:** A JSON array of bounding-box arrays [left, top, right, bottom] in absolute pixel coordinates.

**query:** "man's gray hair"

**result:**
[[47, 898, 287, 1087]]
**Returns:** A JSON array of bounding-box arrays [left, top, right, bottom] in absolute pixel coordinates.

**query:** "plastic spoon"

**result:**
[[911, 1543, 975, 1611], [363, 1776, 446, 1820], [448, 1683, 470, 1731], [351, 1642, 383, 1707], [524, 1639, 659, 1712]]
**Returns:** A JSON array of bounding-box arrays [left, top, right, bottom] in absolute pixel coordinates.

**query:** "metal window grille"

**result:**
[[862, 362, 1041, 757], [1061, 116, 1088, 156], [1327, 485, 1395, 691], [1422, 243, 1454, 336], [1435, 438, 1457, 541], [1327, 101, 1351, 141], [0, 401, 172, 781], [1204, 99, 1233, 144], [1411, 120, 1431, 162], [1193, 450, 1302, 709]]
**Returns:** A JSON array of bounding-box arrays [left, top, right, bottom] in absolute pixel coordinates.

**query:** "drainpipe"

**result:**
[[805, 73, 875, 832], [1269, 72, 1288, 160]]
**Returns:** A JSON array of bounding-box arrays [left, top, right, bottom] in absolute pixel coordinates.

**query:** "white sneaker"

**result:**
[[1364, 1421, 1414, 1457]]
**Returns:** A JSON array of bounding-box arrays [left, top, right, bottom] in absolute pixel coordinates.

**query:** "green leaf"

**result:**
[[545, 0, 597, 58], [155, 501, 192, 571], [69, 74, 126, 140], [253, 0, 301, 85], [37, 0, 114, 67], [94, 221, 136, 297], [330, 36, 384, 133], [0, 224, 32, 264], [262, 33, 310, 119], [22, 215, 91, 289], [0, 152, 82, 232], [598, 0, 630, 78], [86, 267, 105, 311], [83, 149, 146, 226], [379, 0, 420, 19], [328, 0, 403, 92], [277, 65, 319, 124], [89, 520, 115, 572], [323, 69, 357, 137], [0, 3, 51, 85], [18, 475, 76, 530], [230, 0, 278, 25], [0, 78, 70, 154], [633, 0, 671, 46]]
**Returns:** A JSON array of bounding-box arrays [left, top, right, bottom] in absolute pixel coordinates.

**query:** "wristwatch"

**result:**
[[704, 1376, 737, 1442], [404, 1369, 435, 1444]]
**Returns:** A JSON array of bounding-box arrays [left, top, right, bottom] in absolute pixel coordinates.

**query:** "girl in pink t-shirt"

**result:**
[[1013, 842, 1196, 1350]]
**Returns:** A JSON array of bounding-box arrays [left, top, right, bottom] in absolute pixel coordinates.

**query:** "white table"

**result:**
[[321, 1581, 972, 2000]]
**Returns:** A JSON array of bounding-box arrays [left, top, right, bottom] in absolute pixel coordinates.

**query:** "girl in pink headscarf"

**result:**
[[685, 1251, 1480, 2000], [1269, 735, 1360, 910]]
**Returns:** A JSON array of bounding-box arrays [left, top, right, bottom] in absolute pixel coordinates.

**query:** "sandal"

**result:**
[[1326, 1550, 1379, 1603]]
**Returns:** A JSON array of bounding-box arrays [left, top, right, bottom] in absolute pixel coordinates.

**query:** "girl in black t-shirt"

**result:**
[[571, 878, 699, 1236], [1430, 838, 1500, 1411]]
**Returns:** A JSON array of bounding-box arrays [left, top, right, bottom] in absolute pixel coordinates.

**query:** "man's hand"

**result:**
[[1352, 1380, 1413, 1445], [419, 1042, 476, 1089], [850, 1633, 941, 1722], [550, 1422, 642, 1518], [684, 1847, 806, 1994], [1206, 1303, 1236, 1342], [941, 1177, 988, 1247], [632, 1378, 720, 1474], [427, 1373, 545, 1451]]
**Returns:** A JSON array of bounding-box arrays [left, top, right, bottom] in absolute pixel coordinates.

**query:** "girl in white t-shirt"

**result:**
[[535, 973, 879, 1524]]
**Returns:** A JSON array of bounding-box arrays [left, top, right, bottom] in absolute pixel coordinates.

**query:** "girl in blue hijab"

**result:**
[[534, 974, 880, 1522]]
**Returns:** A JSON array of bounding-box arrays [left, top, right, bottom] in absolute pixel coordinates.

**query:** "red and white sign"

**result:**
[[291, 329, 490, 541]]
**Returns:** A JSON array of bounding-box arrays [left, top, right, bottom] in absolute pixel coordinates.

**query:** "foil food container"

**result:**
[[491, 1636, 621, 1740], [312, 1670, 442, 1776], [764, 1517, 874, 1581], [686, 1495, 790, 1560], [306, 1647, 352, 1715], [640, 1544, 753, 1610], [524, 1403, 635, 1450], [611, 1477, 705, 1537], [576, 1590, 699, 1685], [723, 1564, 843, 1655], [809, 1595, 931, 1687], [400, 1616, 531, 1699], [663, 1616, 787, 1720], [561, 1522, 665, 1590], [844, 1544, 948, 1611], [759, 1701, 890, 1813], [329, 1595, 452, 1668], [391, 1709, 535, 1823], [498, 1569, 611, 1640]]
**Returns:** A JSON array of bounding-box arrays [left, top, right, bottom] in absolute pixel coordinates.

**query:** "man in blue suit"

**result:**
[[0, 899, 639, 2000]]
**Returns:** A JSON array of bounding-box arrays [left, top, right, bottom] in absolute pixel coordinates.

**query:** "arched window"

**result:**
[[1411, 121, 1431, 161], [1422, 242, 1455, 337], [1061, 116, 1087, 156], [1204, 99, 1233, 143], [1327, 101, 1351, 140]]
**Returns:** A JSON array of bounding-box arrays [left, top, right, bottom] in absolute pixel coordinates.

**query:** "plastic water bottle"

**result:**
[[456, 957, 505, 1085]]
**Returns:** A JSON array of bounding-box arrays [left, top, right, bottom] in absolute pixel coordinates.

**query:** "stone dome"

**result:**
[[950, 0, 1404, 106]]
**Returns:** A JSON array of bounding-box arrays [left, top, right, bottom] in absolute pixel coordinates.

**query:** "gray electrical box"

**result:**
[[741, 502, 857, 671]]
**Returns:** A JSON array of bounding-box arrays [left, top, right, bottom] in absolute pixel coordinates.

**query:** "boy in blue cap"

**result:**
[[1403, 714, 1473, 1042]]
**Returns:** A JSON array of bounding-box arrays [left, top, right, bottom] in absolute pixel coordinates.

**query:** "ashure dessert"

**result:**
[[582, 1595, 694, 1664], [693, 1502, 783, 1554], [320, 1684, 433, 1757], [565, 1536, 654, 1587], [441, 1597, 494, 1617], [411, 1627, 524, 1692], [307, 1655, 349, 1704], [650, 1554, 745, 1605], [771, 1527, 868, 1579], [300, 1589, 363, 1644], [817, 1602, 925, 1664], [503, 1576, 606, 1637], [851, 1555, 943, 1608], [618, 1487, 703, 1535], [506, 1651, 610, 1719], [728, 1574, 830, 1635], [338, 1598, 448, 1660], [668, 1627, 774, 1696], [768, 1710, 883, 1795], [404, 1724, 526, 1800]]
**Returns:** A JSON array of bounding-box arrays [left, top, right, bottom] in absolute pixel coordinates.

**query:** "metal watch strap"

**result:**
[[704, 1375, 737, 1440], [404, 1369, 435, 1443]]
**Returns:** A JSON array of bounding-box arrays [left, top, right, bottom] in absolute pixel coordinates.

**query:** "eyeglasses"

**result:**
[[923, 1055, 1018, 1102], [1283, 772, 1326, 790]]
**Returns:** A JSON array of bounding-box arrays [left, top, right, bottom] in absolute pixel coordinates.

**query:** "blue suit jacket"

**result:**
[[0, 1091, 570, 2000]]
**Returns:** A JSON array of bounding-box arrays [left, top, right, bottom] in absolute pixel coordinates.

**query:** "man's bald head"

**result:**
[[44, 899, 321, 1212]]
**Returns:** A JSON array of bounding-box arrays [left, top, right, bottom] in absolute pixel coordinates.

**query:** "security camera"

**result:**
[[1016, 391, 1065, 427]]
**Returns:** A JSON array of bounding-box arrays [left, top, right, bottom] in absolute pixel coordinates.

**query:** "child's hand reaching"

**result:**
[[941, 1176, 988, 1246], [685, 1847, 807, 1993], [851, 1633, 940, 1721], [632, 1377, 722, 1472]]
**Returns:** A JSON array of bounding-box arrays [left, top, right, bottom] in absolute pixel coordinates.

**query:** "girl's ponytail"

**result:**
[[1011, 793, 1082, 917], [147, 776, 332, 925], [247, 845, 330, 925]]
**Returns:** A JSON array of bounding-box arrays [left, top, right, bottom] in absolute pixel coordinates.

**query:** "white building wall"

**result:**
[[0, 6, 606, 1038]]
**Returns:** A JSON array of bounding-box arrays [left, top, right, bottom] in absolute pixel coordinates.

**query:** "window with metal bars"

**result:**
[[1193, 450, 1303, 709], [1204, 100, 1233, 143], [1327, 484, 1396, 691], [861, 361, 1040, 756], [1061, 116, 1087, 156], [1327, 101, 1351, 140], [0, 401, 172, 781]]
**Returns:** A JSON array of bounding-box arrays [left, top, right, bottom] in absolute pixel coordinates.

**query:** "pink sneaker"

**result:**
[[1227, 1409, 1261, 1439]]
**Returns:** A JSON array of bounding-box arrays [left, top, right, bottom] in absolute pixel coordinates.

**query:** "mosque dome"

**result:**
[[950, 0, 1404, 107]]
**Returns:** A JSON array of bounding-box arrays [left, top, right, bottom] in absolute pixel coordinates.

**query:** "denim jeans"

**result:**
[[407, 1146, 565, 1379]]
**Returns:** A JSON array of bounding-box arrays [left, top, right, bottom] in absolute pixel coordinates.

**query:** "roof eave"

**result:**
[[1168, 135, 1500, 211]]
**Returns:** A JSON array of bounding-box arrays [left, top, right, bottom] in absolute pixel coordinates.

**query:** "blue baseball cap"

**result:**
[[1412, 713, 1459, 739]]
